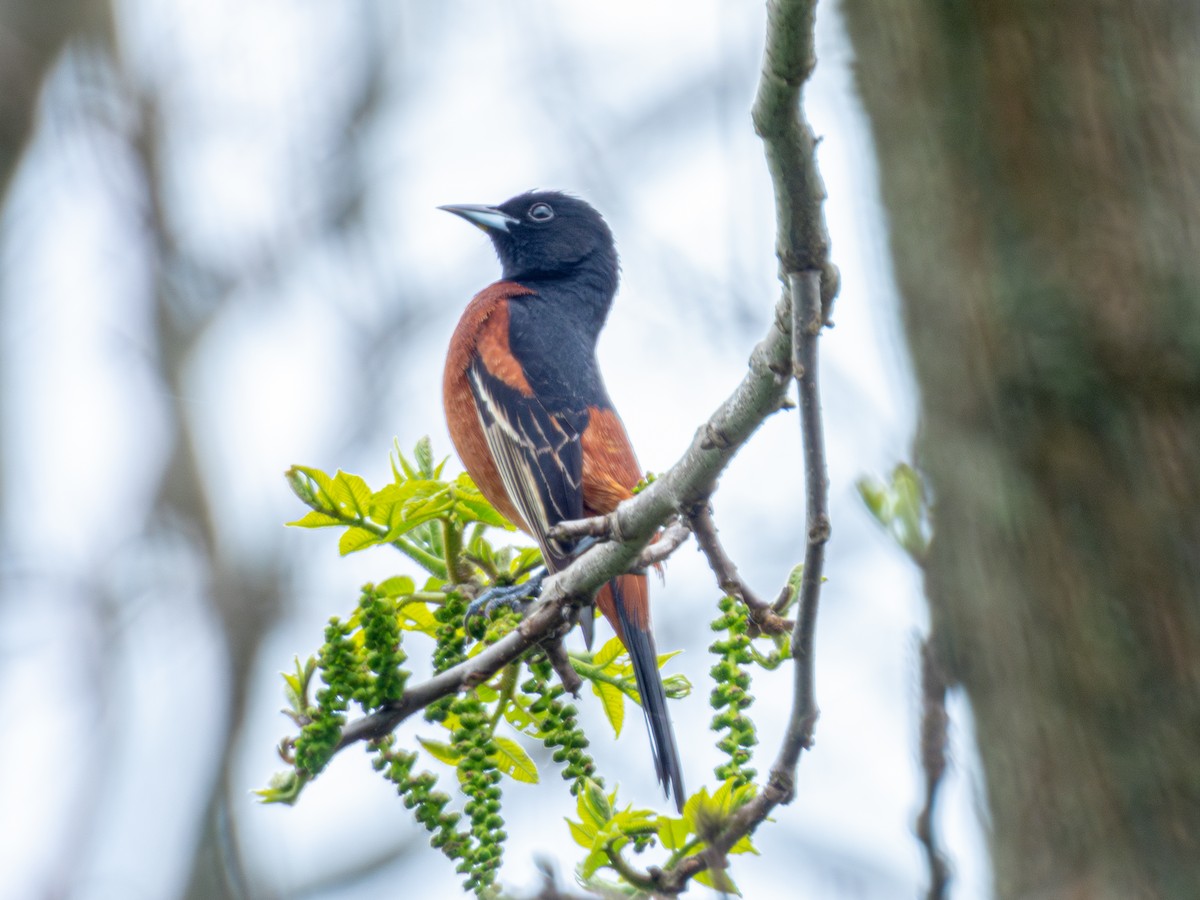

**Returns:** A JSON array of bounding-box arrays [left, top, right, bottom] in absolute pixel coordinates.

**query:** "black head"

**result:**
[[440, 191, 618, 288]]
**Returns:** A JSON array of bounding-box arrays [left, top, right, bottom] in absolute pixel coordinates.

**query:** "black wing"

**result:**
[[467, 356, 587, 572]]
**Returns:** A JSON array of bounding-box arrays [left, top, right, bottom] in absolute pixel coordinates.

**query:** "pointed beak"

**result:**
[[438, 203, 519, 234]]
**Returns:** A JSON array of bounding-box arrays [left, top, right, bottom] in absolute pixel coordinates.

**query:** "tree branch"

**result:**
[[752, 0, 838, 320], [634, 519, 692, 570], [917, 635, 951, 900], [548, 514, 619, 542]]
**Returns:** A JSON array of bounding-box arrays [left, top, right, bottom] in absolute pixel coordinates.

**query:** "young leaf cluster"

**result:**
[[857, 462, 931, 561], [566, 778, 760, 896], [262, 440, 702, 896], [572, 636, 690, 738], [285, 437, 514, 579], [263, 439, 797, 896]]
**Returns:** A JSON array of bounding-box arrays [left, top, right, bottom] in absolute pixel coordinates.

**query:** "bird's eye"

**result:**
[[528, 202, 555, 222]]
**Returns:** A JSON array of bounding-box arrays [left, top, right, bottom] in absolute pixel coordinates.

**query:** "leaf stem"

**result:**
[[392, 534, 448, 579], [603, 841, 657, 893], [487, 665, 519, 735], [441, 518, 466, 583]]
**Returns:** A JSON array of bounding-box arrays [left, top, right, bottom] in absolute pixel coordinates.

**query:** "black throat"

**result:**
[[504, 242, 619, 342]]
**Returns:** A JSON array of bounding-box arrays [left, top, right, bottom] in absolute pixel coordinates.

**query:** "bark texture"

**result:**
[[841, 3, 1200, 898]]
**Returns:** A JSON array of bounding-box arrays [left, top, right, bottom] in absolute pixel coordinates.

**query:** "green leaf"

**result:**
[[452, 473, 512, 527], [711, 777, 755, 812], [396, 600, 439, 634], [295, 465, 338, 501], [281, 656, 316, 711], [403, 492, 457, 528], [332, 470, 372, 517], [490, 736, 538, 784], [391, 438, 416, 481], [454, 493, 512, 528], [856, 474, 887, 519], [663, 673, 693, 700], [476, 687, 499, 707], [286, 510, 343, 528], [685, 779, 758, 842], [695, 868, 742, 895], [255, 769, 308, 805], [416, 736, 461, 767], [728, 832, 760, 856], [508, 546, 543, 576], [567, 786, 603, 854], [593, 636, 626, 668], [567, 817, 595, 848], [656, 648, 683, 668], [339, 526, 383, 556], [592, 680, 625, 736], [856, 463, 930, 561], [377, 575, 415, 597], [656, 814, 689, 851], [609, 805, 658, 834], [502, 696, 542, 736], [371, 481, 453, 538], [414, 436, 434, 478], [580, 845, 610, 879], [582, 780, 614, 825]]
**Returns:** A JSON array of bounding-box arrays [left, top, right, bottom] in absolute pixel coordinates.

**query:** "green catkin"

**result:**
[[709, 595, 758, 787], [522, 655, 601, 795]]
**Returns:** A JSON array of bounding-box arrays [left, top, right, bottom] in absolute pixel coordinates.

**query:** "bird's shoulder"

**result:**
[[451, 281, 536, 344], [446, 281, 537, 394]]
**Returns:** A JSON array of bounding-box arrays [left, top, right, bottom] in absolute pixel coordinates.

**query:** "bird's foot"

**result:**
[[464, 569, 547, 628]]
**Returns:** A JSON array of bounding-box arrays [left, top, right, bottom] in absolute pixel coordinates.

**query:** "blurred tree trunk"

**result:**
[[0, 0, 109, 198], [841, 2, 1200, 898]]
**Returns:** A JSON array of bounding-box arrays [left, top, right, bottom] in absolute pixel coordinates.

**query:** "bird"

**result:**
[[440, 190, 685, 810]]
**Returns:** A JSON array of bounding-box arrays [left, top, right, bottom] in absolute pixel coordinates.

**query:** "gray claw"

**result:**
[[464, 570, 547, 623]]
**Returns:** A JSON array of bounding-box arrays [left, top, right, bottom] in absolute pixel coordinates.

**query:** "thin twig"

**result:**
[[688, 503, 793, 636], [917, 635, 951, 900], [777, 267, 829, 767], [546, 638, 583, 697], [633, 519, 693, 570], [548, 513, 617, 543], [771, 583, 794, 614]]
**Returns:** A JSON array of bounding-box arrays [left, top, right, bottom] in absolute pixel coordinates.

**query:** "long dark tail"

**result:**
[[608, 576, 685, 811]]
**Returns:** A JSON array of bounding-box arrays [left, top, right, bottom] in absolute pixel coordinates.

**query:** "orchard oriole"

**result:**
[[441, 191, 685, 810]]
